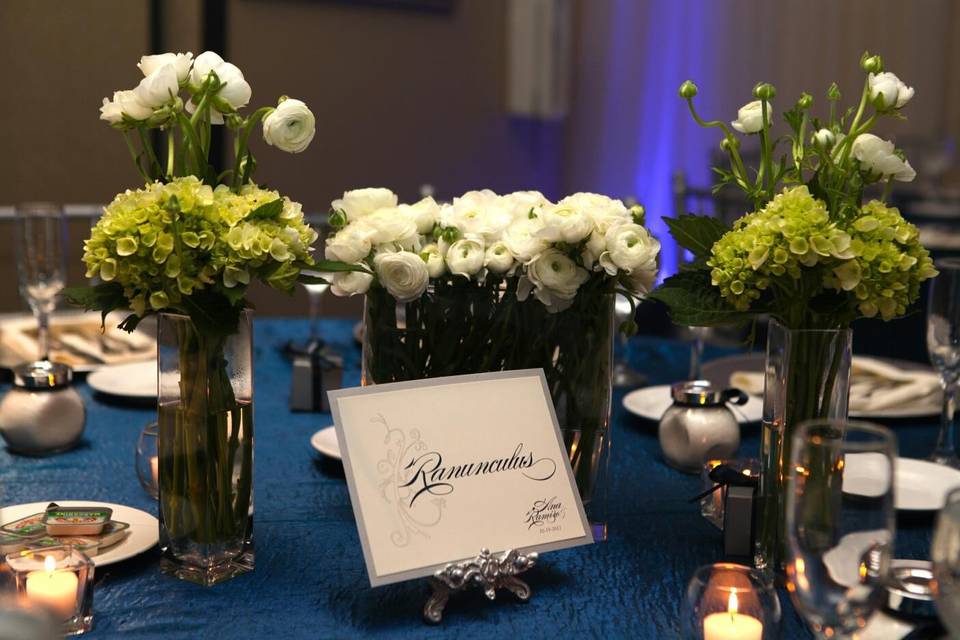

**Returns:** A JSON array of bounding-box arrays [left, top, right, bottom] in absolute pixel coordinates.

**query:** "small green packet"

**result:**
[[0, 512, 46, 537], [0, 531, 43, 554]]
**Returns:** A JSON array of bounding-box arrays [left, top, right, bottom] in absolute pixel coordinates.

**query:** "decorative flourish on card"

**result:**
[[374, 413, 445, 547]]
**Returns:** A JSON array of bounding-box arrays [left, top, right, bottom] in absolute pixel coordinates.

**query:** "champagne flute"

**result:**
[[786, 419, 896, 639], [932, 487, 960, 636], [14, 203, 66, 362], [927, 258, 960, 467]]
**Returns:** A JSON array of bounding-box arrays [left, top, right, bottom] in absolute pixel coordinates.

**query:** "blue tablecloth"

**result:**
[[0, 319, 939, 638]]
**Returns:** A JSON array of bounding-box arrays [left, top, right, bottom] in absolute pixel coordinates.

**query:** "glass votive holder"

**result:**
[[681, 562, 780, 640], [136, 421, 159, 499], [6, 546, 95, 636], [699, 458, 760, 529]]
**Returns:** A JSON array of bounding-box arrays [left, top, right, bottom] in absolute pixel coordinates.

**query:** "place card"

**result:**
[[329, 369, 593, 587]]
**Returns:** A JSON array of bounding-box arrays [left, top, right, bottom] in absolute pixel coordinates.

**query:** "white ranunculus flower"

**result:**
[[440, 191, 511, 241], [420, 244, 445, 278], [851, 134, 916, 182], [262, 98, 315, 153], [557, 192, 630, 235], [581, 231, 607, 270], [400, 197, 441, 235], [332, 188, 397, 222], [813, 128, 836, 148], [445, 238, 486, 277], [186, 52, 251, 123], [325, 225, 373, 263], [868, 72, 914, 109], [189, 51, 225, 86], [537, 202, 594, 244], [484, 241, 515, 274], [374, 251, 429, 302], [518, 249, 590, 313], [138, 52, 193, 83], [362, 208, 419, 250], [501, 191, 549, 220], [100, 89, 153, 123], [331, 268, 373, 296], [503, 218, 549, 263], [731, 100, 769, 134], [134, 64, 179, 108], [599, 223, 661, 276]]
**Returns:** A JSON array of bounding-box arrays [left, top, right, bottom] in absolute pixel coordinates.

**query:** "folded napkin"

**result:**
[[730, 356, 941, 413]]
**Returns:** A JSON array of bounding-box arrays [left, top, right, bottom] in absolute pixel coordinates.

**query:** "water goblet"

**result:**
[[14, 203, 67, 362], [927, 257, 960, 467], [932, 487, 960, 636], [785, 419, 896, 639]]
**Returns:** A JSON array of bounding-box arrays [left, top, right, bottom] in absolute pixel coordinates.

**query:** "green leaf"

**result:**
[[648, 270, 756, 327], [62, 283, 130, 327], [245, 198, 283, 221], [178, 289, 242, 340], [663, 215, 730, 260]]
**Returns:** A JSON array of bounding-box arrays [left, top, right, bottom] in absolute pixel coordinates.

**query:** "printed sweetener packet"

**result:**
[[0, 513, 46, 537]]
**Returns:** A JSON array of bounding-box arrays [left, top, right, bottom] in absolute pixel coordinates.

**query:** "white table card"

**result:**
[[329, 369, 593, 586]]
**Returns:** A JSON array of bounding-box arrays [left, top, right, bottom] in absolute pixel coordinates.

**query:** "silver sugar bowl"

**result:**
[[0, 361, 86, 455], [658, 381, 747, 473]]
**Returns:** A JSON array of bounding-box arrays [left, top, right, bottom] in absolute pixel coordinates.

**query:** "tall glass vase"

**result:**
[[755, 319, 852, 576], [361, 279, 614, 540], [157, 312, 254, 586]]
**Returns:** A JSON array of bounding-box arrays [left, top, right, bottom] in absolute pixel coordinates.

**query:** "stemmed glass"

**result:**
[[785, 419, 896, 639], [611, 293, 645, 388], [927, 258, 960, 467], [933, 487, 960, 636], [14, 203, 67, 362]]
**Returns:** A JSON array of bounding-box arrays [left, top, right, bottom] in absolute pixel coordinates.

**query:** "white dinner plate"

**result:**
[[87, 360, 157, 399], [310, 426, 341, 460], [622, 384, 763, 424], [844, 456, 960, 511], [0, 500, 158, 567]]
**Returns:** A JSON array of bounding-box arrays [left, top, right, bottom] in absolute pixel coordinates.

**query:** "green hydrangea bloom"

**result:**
[[82, 177, 317, 315], [707, 186, 935, 320]]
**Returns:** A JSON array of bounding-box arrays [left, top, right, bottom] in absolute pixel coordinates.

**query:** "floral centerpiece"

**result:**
[[65, 50, 320, 585], [321, 187, 660, 532], [649, 52, 936, 572]]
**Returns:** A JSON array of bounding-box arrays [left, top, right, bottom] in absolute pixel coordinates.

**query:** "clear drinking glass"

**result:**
[[14, 203, 67, 362], [927, 258, 960, 467], [611, 293, 645, 388], [785, 419, 896, 639], [932, 487, 960, 636]]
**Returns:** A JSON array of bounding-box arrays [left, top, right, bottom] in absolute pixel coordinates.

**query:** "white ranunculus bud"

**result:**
[[138, 52, 193, 83], [325, 225, 373, 263], [362, 208, 419, 250], [731, 100, 769, 134], [558, 192, 630, 235], [484, 241, 515, 274], [520, 249, 589, 313], [445, 238, 485, 277], [332, 188, 397, 222], [374, 251, 429, 302], [330, 269, 373, 296], [599, 223, 661, 276], [100, 89, 153, 123], [581, 231, 606, 270], [851, 133, 916, 182], [503, 218, 549, 264], [537, 203, 594, 244], [400, 196, 441, 235], [868, 72, 914, 109], [262, 98, 315, 153], [420, 244, 445, 278], [134, 64, 179, 108], [813, 128, 836, 149]]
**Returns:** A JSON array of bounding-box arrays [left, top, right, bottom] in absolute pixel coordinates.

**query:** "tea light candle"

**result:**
[[150, 455, 159, 486], [703, 592, 763, 640], [25, 555, 79, 620]]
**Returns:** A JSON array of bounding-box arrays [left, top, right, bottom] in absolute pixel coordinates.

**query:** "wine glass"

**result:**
[[933, 487, 960, 637], [14, 203, 67, 362], [927, 258, 960, 467], [785, 419, 896, 639], [612, 293, 645, 388]]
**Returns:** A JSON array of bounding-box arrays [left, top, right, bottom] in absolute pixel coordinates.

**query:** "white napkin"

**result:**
[[730, 356, 941, 412]]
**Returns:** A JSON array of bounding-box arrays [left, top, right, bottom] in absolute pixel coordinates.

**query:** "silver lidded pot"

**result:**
[[0, 361, 85, 455], [658, 380, 747, 473]]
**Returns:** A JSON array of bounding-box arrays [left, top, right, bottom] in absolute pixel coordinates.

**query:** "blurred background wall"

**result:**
[[1, 0, 958, 318]]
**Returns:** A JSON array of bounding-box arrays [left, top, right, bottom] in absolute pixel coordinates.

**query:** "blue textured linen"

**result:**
[[0, 318, 937, 638]]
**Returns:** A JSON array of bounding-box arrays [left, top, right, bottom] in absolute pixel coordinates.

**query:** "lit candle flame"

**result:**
[[44, 555, 56, 575], [728, 591, 738, 616]]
